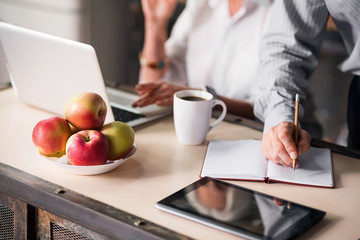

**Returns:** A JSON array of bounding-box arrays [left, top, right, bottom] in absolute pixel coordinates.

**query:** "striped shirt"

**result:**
[[254, 0, 360, 132]]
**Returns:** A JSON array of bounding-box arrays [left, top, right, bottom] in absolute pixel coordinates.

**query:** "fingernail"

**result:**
[[290, 152, 297, 160]]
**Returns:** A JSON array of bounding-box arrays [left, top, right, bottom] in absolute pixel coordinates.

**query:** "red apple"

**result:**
[[64, 92, 107, 130], [66, 130, 109, 166], [32, 116, 72, 157], [100, 121, 135, 160]]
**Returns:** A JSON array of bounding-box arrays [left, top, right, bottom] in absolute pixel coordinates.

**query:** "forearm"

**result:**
[[140, 20, 169, 83], [218, 95, 255, 120]]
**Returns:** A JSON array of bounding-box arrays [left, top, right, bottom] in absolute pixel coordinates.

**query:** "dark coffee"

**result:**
[[180, 96, 206, 101]]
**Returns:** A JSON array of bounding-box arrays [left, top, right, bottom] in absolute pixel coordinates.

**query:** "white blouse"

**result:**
[[162, 0, 273, 105]]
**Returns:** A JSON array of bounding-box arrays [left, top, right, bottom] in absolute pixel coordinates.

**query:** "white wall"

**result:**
[[0, 0, 91, 85], [0, 0, 91, 42], [0, 0, 132, 88]]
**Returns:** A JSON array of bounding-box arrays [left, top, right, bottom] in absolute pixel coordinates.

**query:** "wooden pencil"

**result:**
[[293, 94, 299, 170]]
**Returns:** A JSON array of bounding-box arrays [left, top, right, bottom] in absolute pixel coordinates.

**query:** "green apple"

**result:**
[[65, 92, 107, 130], [32, 116, 72, 157], [100, 121, 135, 160], [66, 130, 109, 166]]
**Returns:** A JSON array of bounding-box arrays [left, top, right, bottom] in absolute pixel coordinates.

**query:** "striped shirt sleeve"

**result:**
[[254, 0, 329, 132]]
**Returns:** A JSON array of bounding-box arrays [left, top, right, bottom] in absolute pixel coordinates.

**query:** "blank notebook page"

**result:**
[[201, 139, 267, 179]]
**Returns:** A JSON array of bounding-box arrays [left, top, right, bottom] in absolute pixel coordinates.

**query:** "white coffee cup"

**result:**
[[173, 90, 227, 145]]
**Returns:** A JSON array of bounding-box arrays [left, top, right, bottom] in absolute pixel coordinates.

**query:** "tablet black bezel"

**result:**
[[156, 177, 326, 240]]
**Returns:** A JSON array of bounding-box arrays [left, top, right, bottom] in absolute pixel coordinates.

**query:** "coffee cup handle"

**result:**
[[209, 99, 227, 132]]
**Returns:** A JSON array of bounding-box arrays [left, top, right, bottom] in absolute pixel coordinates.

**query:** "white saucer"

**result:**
[[41, 143, 137, 175]]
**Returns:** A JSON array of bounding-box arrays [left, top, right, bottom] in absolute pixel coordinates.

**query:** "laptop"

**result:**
[[0, 21, 172, 127]]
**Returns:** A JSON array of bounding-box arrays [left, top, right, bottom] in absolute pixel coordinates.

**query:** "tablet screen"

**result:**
[[156, 177, 325, 240]]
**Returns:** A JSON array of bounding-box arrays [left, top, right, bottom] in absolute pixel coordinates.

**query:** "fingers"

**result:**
[[144, 90, 175, 107], [277, 123, 298, 161], [135, 82, 159, 95], [132, 81, 181, 107], [261, 122, 311, 168], [261, 131, 285, 166], [291, 129, 311, 169], [132, 94, 156, 107], [132, 83, 161, 107], [297, 129, 311, 155], [133, 94, 172, 107], [155, 97, 173, 106], [262, 122, 293, 167]]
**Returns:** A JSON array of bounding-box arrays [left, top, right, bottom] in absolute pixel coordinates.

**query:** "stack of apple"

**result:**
[[32, 92, 135, 166]]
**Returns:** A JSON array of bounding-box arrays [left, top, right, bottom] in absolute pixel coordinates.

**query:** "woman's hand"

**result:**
[[132, 81, 190, 107]]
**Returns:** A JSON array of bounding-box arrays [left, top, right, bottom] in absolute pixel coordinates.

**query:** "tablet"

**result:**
[[156, 177, 325, 240]]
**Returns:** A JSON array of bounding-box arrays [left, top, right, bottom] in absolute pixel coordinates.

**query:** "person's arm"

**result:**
[[254, 0, 329, 167], [132, 81, 256, 120], [218, 95, 255, 120], [140, 0, 177, 83]]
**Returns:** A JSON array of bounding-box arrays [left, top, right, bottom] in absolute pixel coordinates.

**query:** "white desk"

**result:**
[[1, 88, 360, 239]]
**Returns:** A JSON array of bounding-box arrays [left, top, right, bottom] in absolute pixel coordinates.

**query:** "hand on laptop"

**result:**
[[132, 81, 195, 107]]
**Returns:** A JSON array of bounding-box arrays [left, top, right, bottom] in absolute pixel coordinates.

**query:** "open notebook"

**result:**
[[201, 139, 334, 188]]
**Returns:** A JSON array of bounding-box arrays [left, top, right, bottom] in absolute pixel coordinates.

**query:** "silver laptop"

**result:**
[[0, 21, 172, 127]]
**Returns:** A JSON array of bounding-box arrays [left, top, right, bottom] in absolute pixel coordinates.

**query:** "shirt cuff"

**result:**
[[263, 107, 295, 134]]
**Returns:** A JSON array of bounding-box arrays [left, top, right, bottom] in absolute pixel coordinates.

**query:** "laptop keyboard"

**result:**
[[111, 106, 146, 123]]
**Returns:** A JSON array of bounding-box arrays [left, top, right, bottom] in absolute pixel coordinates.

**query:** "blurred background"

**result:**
[[0, 0, 352, 145]]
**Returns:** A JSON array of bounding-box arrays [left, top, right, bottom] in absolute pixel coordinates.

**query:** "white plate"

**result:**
[[41, 143, 137, 175]]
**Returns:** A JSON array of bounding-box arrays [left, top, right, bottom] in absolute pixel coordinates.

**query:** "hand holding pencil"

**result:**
[[260, 94, 312, 169]]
